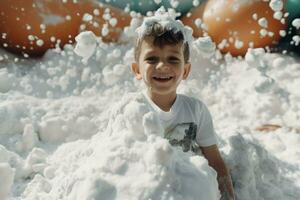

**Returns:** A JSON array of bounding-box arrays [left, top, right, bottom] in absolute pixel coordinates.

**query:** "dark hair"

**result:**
[[134, 22, 190, 63]]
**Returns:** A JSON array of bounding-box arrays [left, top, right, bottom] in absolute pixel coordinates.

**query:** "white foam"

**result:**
[[258, 17, 268, 28], [292, 18, 300, 29], [269, 0, 284, 12], [74, 31, 98, 63], [136, 8, 193, 46], [193, 36, 216, 58], [0, 163, 15, 198], [292, 35, 300, 46], [0, 7, 300, 200]]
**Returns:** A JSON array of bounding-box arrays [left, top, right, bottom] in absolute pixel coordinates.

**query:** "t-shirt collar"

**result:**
[[142, 90, 181, 121]]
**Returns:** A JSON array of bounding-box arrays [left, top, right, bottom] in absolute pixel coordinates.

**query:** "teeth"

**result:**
[[154, 76, 172, 79]]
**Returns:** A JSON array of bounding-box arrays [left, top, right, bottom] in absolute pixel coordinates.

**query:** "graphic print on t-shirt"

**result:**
[[164, 122, 200, 152]]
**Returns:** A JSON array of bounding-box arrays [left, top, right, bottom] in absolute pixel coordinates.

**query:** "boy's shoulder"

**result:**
[[177, 94, 206, 111]]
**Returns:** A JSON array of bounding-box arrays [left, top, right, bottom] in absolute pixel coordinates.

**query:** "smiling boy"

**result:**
[[132, 35, 189, 112], [131, 14, 235, 200]]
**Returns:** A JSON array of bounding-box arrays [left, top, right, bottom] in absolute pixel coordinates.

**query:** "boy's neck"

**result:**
[[147, 90, 177, 112]]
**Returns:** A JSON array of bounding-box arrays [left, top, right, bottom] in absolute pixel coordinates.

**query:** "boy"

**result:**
[[131, 14, 235, 200]]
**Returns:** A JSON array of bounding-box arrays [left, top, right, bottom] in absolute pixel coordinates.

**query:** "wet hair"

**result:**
[[134, 22, 190, 63]]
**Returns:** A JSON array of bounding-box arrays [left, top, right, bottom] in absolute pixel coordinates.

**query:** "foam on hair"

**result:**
[[136, 8, 193, 45], [134, 8, 193, 63]]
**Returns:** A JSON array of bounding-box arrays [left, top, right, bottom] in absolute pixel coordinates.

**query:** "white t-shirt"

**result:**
[[142, 91, 217, 149]]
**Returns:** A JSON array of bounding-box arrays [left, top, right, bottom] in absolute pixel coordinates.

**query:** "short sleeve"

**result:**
[[195, 101, 218, 147]]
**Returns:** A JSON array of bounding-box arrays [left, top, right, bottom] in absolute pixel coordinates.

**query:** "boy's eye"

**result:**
[[168, 56, 181, 64], [145, 56, 159, 64]]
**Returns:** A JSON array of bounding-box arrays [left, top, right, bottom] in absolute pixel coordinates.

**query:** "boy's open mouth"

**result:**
[[152, 75, 173, 82]]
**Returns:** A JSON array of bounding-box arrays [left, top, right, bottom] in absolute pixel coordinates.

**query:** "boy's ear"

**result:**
[[131, 62, 142, 80], [183, 62, 191, 80]]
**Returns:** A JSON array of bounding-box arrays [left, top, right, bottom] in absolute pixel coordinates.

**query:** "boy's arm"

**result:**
[[200, 145, 235, 200]]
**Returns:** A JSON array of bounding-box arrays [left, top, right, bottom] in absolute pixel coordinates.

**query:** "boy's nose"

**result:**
[[156, 61, 170, 71]]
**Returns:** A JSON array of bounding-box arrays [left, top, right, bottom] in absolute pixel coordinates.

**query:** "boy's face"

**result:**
[[132, 37, 191, 97]]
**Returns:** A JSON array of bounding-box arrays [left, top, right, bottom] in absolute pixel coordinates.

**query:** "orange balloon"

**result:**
[[202, 0, 287, 56], [181, 2, 207, 38], [79, 2, 132, 43], [0, 0, 131, 56]]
